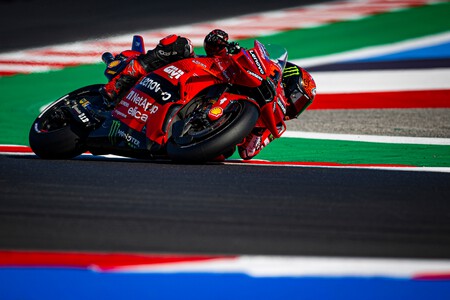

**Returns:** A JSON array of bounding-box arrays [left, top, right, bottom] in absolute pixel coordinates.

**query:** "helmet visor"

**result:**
[[290, 88, 304, 103], [288, 86, 312, 118]]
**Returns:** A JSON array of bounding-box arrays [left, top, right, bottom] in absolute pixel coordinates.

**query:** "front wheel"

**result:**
[[167, 100, 259, 163]]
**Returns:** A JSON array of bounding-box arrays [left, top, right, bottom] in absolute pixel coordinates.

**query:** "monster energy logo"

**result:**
[[108, 120, 141, 148], [283, 66, 300, 78], [108, 120, 121, 145]]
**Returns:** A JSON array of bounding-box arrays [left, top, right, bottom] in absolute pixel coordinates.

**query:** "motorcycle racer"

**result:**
[[102, 29, 316, 160], [102, 29, 233, 103]]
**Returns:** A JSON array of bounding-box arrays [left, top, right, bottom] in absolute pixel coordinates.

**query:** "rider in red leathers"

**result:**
[[102, 29, 315, 161], [102, 29, 233, 102]]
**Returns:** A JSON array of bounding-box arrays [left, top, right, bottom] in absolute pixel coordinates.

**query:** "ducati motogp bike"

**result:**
[[29, 35, 304, 162]]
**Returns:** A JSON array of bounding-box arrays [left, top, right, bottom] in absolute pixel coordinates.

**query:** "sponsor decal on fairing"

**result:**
[[163, 65, 185, 80], [277, 97, 287, 114], [249, 50, 265, 75], [246, 69, 263, 81], [139, 78, 172, 101], [127, 106, 149, 122], [117, 129, 140, 148], [107, 120, 140, 148], [192, 60, 207, 68], [126, 91, 159, 112]]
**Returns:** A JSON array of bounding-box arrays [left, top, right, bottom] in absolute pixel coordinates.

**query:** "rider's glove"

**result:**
[[204, 29, 229, 56], [227, 41, 241, 54]]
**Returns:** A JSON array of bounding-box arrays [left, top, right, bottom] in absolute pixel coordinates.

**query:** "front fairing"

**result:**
[[227, 41, 287, 88], [250, 41, 288, 138]]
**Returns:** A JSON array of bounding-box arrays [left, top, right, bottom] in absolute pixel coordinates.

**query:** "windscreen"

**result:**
[[255, 41, 288, 85]]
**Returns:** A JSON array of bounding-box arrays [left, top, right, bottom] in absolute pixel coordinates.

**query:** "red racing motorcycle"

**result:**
[[29, 35, 314, 162]]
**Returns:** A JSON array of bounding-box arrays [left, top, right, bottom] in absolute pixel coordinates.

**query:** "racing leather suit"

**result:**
[[103, 29, 231, 102]]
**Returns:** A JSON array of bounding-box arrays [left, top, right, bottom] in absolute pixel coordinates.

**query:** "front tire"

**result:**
[[167, 100, 259, 163]]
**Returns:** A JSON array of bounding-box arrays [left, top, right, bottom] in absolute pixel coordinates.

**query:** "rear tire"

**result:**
[[29, 122, 88, 159], [29, 85, 103, 159]]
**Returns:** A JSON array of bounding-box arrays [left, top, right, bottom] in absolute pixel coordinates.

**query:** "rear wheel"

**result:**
[[167, 100, 259, 163], [29, 85, 103, 159]]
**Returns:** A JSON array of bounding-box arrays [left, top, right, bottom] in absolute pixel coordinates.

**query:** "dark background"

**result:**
[[0, 0, 326, 52]]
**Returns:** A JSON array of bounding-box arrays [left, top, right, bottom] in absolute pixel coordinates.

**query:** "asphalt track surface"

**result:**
[[1, 154, 450, 259], [1, 0, 450, 259]]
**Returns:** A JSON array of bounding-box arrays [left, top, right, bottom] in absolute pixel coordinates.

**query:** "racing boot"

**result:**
[[238, 128, 265, 160], [238, 127, 278, 160], [102, 59, 147, 106]]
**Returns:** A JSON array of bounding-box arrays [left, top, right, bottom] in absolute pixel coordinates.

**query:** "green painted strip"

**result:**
[[195, 2, 450, 59], [0, 64, 105, 146], [229, 137, 450, 167], [251, 2, 450, 59]]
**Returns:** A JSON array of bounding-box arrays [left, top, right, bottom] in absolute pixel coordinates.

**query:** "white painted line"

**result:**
[[292, 31, 450, 67], [111, 255, 450, 278], [226, 161, 450, 173], [2, 146, 449, 172], [310, 68, 450, 93], [282, 131, 450, 145], [0, 53, 101, 64], [0, 64, 56, 72]]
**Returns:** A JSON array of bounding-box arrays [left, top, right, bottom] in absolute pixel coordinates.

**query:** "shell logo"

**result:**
[[208, 106, 223, 119]]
